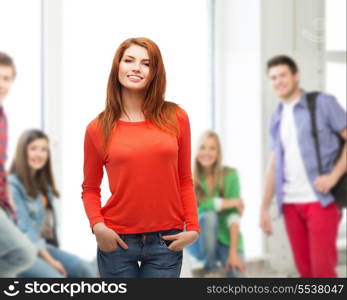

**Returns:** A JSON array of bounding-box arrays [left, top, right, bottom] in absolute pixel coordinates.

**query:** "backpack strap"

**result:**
[[307, 92, 323, 174]]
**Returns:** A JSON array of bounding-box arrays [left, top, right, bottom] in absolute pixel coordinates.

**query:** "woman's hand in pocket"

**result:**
[[161, 231, 199, 251], [93, 222, 128, 252]]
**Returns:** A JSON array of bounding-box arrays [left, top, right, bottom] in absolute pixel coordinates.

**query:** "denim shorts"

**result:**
[[97, 228, 183, 278]]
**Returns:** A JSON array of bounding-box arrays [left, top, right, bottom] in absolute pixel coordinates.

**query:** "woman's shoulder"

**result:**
[[8, 173, 22, 187], [85, 118, 103, 135], [84, 119, 105, 150], [162, 101, 187, 119], [162, 102, 189, 137], [8, 173, 27, 197], [174, 105, 188, 121]]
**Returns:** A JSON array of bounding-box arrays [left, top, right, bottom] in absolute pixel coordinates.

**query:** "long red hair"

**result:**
[[98, 37, 179, 146]]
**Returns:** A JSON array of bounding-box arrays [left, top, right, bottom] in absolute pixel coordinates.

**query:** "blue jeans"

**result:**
[[97, 229, 183, 278], [18, 244, 96, 278], [187, 210, 244, 278]]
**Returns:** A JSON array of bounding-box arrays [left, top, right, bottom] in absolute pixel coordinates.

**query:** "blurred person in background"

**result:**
[[0, 52, 36, 277], [260, 55, 347, 277], [82, 37, 199, 278], [187, 131, 245, 278], [9, 129, 96, 277]]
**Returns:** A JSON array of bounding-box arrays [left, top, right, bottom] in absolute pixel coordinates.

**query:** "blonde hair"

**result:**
[[193, 131, 232, 203]]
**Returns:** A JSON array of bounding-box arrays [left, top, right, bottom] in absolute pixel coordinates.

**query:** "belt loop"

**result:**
[[158, 232, 163, 245]]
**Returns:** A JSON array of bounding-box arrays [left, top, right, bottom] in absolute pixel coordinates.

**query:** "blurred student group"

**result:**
[[0, 0, 346, 279]]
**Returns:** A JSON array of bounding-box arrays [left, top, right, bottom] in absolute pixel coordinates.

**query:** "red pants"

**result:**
[[283, 201, 340, 278]]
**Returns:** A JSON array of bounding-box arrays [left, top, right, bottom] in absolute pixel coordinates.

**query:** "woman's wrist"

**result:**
[[183, 230, 199, 246], [93, 222, 106, 234], [213, 197, 223, 211], [40, 250, 57, 265], [191, 230, 199, 237]]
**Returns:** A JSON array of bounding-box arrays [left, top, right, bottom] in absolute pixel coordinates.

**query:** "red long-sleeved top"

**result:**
[[81, 108, 200, 234]]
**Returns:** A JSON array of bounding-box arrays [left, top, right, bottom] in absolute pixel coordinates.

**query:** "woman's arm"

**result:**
[[81, 123, 105, 232], [226, 222, 245, 274], [229, 223, 239, 255], [162, 110, 199, 250], [176, 109, 200, 233], [39, 248, 67, 276], [216, 169, 244, 214], [221, 169, 245, 273], [214, 197, 244, 215], [82, 123, 128, 250]]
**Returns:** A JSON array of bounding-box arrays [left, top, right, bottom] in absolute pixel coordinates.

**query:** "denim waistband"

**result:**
[[118, 228, 181, 239]]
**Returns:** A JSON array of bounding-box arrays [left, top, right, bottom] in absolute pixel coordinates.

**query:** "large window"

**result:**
[[325, 0, 346, 109], [324, 0, 346, 251]]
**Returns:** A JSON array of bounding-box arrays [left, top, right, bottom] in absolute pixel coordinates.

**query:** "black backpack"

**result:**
[[307, 92, 347, 208]]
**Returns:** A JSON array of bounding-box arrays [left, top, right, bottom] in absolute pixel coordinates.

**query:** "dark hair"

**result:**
[[267, 55, 298, 74], [0, 52, 16, 78], [10, 129, 59, 198]]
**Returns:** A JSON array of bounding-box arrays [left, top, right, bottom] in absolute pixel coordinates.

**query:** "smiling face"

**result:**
[[268, 64, 300, 100], [118, 44, 151, 92], [197, 136, 219, 170], [27, 138, 49, 173], [0, 65, 15, 104]]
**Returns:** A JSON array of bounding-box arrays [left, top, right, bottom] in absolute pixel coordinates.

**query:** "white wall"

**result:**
[[325, 0, 347, 110], [57, 0, 212, 260], [214, 0, 263, 259], [0, 0, 42, 167]]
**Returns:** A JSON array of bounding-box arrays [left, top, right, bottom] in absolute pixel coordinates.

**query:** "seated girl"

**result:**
[[9, 129, 96, 278], [187, 131, 246, 277]]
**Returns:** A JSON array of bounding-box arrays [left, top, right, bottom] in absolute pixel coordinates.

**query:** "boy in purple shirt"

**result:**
[[0, 52, 36, 277], [260, 55, 346, 277]]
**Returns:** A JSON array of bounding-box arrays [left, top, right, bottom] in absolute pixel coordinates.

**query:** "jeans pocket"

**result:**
[[159, 229, 183, 253]]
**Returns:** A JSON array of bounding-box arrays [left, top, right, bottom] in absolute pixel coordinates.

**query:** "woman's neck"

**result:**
[[121, 89, 146, 121], [30, 168, 36, 177], [203, 167, 213, 177]]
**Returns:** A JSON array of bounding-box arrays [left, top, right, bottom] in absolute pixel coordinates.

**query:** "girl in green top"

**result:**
[[187, 131, 245, 277]]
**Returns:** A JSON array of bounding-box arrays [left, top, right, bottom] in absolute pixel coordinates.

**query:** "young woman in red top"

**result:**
[[82, 37, 199, 278]]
